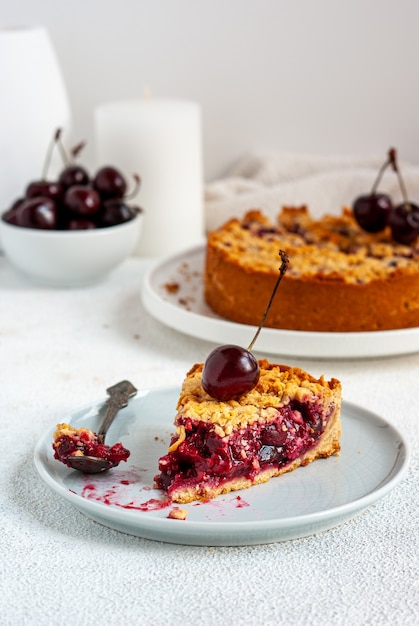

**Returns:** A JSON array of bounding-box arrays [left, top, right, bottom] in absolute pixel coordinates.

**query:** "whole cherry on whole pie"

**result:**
[[352, 193, 393, 233], [386, 149, 419, 244], [352, 151, 393, 232], [202, 250, 289, 401], [353, 147, 419, 245], [388, 201, 419, 245]]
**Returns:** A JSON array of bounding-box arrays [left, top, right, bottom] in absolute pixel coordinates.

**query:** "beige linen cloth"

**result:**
[[204, 151, 419, 230]]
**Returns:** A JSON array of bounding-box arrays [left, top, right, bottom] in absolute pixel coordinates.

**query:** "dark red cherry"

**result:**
[[202, 345, 260, 401], [93, 166, 127, 200], [201, 250, 289, 401], [388, 203, 419, 245], [26, 180, 63, 203], [352, 148, 395, 233], [14, 197, 58, 229], [2, 198, 25, 225], [353, 193, 392, 233], [58, 164, 90, 189], [64, 185, 101, 216], [67, 218, 97, 230], [2, 208, 19, 225], [98, 199, 140, 227]]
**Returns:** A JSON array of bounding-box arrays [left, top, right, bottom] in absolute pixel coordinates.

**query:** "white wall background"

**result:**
[[2, 0, 419, 181]]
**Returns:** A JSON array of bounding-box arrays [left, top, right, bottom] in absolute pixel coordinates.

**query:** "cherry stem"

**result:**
[[124, 174, 142, 199], [41, 128, 65, 179], [71, 141, 86, 161], [371, 153, 392, 195], [388, 147, 411, 212], [56, 134, 70, 167], [247, 250, 289, 352]]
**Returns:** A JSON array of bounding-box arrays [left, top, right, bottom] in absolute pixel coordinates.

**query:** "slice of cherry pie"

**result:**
[[154, 359, 342, 503]]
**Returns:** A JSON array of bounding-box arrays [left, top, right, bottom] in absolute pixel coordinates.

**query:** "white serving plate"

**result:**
[[140, 245, 419, 360]]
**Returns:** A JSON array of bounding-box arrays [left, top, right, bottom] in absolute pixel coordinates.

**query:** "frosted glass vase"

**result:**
[[0, 26, 72, 213]]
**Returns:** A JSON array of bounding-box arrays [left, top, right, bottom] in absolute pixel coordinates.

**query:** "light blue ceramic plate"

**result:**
[[34, 387, 409, 546]]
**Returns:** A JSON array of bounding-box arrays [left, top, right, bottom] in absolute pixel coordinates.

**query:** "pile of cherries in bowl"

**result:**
[[1, 129, 142, 231]]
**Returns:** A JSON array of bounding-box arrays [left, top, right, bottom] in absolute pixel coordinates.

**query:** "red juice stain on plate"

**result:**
[[82, 483, 118, 505], [123, 498, 171, 512], [193, 495, 250, 509], [82, 484, 99, 497], [81, 483, 170, 511]]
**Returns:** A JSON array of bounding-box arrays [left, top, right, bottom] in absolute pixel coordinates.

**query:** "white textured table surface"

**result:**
[[1, 256, 418, 626]]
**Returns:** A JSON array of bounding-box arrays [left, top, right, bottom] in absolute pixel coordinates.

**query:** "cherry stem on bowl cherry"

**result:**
[[388, 147, 412, 213], [124, 174, 142, 200], [247, 250, 289, 352], [70, 141, 86, 161], [42, 128, 64, 179], [56, 133, 70, 167]]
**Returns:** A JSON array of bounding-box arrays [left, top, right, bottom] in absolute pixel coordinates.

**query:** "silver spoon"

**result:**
[[67, 380, 137, 474]]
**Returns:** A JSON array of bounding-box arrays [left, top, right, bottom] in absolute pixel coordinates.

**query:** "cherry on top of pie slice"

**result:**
[[154, 359, 342, 504]]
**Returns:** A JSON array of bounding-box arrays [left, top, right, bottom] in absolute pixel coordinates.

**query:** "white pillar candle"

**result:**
[[94, 98, 204, 257]]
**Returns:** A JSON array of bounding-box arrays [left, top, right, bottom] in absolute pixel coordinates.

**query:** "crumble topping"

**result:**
[[53, 423, 95, 447], [210, 206, 419, 284], [174, 360, 339, 433], [168, 507, 188, 520]]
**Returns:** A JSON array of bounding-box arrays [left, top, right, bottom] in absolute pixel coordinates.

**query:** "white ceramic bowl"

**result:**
[[0, 212, 143, 286]]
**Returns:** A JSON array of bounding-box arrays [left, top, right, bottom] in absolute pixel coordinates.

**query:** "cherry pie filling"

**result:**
[[155, 399, 334, 495], [53, 426, 130, 468]]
